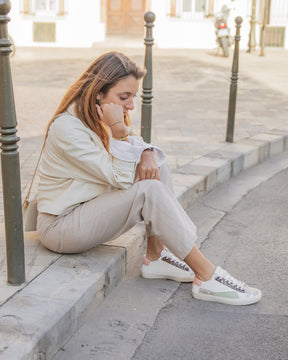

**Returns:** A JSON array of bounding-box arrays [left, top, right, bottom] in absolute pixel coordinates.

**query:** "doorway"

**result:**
[[106, 0, 147, 34]]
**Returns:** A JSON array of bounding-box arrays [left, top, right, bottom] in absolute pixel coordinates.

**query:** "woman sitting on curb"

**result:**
[[36, 52, 262, 306]]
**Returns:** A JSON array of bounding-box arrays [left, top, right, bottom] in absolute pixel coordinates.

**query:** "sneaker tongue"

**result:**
[[160, 248, 169, 258]]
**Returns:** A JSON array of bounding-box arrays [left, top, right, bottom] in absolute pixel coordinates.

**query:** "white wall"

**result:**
[[156, 19, 216, 49], [8, 0, 105, 47], [56, 0, 104, 47], [151, 0, 251, 49]]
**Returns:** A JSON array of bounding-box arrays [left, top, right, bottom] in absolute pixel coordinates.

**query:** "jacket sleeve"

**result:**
[[126, 135, 166, 166], [48, 119, 137, 189]]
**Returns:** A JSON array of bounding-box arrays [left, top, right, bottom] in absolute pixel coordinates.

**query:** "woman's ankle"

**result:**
[[145, 251, 162, 262], [194, 265, 216, 282], [146, 236, 165, 261]]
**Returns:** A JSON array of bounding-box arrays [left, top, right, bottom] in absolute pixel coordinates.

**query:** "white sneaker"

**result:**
[[192, 266, 262, 305], [141, 248, 194, 282]]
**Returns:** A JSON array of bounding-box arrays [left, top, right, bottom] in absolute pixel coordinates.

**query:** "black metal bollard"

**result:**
[[226, 17, 243, 143], [141, 11, 156, 144], [0, 0, 25, 284]]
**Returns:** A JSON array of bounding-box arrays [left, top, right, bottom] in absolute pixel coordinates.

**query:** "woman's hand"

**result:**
[[96, 103, 127, 137], [96, 103, 123, 127], [134, 150, 160, 182]]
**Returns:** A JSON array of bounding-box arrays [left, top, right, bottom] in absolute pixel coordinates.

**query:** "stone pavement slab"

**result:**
[[0, 45, 288, 359]]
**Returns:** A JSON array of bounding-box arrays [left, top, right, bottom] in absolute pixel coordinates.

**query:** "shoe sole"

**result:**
[[191, 291, 262, 306], [141, 272, 194, 283]]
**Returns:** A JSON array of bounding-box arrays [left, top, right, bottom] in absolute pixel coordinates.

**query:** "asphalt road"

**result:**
[[132, 158, 288, 360], [53, 151, 288, 360]]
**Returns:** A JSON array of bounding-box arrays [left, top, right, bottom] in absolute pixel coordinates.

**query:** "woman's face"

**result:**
[[99, 75, 140, 117]]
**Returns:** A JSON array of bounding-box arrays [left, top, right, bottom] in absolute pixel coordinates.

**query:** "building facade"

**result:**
[[9, 0, 288, 49]]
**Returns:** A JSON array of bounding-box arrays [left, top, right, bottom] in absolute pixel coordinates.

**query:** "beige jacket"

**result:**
[[37, 113, 138, 215]]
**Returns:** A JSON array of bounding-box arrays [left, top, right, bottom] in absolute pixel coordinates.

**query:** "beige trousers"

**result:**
[[37, 163, 197, 260]]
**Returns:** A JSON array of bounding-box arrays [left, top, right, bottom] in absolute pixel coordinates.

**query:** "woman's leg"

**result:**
[[37, 178, 261, 305], [184, 245, 215, 281], [146, 236, 165, 261], [37, 178, 197, 256], [145, 161, 174, 260]]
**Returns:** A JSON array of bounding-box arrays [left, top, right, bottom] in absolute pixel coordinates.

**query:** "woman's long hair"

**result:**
[[45, 52, 145, 151]]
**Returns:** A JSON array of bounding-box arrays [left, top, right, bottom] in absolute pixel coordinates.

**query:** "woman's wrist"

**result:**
[[141, 148, 155, 158], [143, 147, 154, 152], [111, 123, 127, 138]]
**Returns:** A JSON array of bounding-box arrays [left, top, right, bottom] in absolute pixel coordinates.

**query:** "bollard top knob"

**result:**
[[144, 11, 156, 23], [0, 0, 11, 15], [235, 16, 243, 25]]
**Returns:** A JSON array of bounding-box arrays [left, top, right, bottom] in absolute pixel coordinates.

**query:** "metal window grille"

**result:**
[[33, 22, 56, 42], [265, 26, 285, 46], [257, 0, 288, 24], [183, 0, 192, 12], [269, 0, 288, 24], [195, 0, 205, 12], [32, 0, 61, 16], [173, 0, 207, 20], [257, 0, 287, 47]]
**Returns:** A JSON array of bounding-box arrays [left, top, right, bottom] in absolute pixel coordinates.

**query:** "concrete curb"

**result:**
[[174, 130, 288, 211], [0, 130, 287, 360]]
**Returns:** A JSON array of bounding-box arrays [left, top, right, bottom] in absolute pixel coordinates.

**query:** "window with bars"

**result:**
[[22, 0, 66, 16], [170, 0, 208, 19]]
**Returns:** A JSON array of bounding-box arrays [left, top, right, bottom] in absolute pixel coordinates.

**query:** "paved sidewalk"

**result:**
[[0, 42, 287, 359]]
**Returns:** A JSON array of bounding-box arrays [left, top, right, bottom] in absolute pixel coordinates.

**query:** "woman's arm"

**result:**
[[47, 115, 137, 189], [96, 103, 128, 140], [96, 103, 165, 181]]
